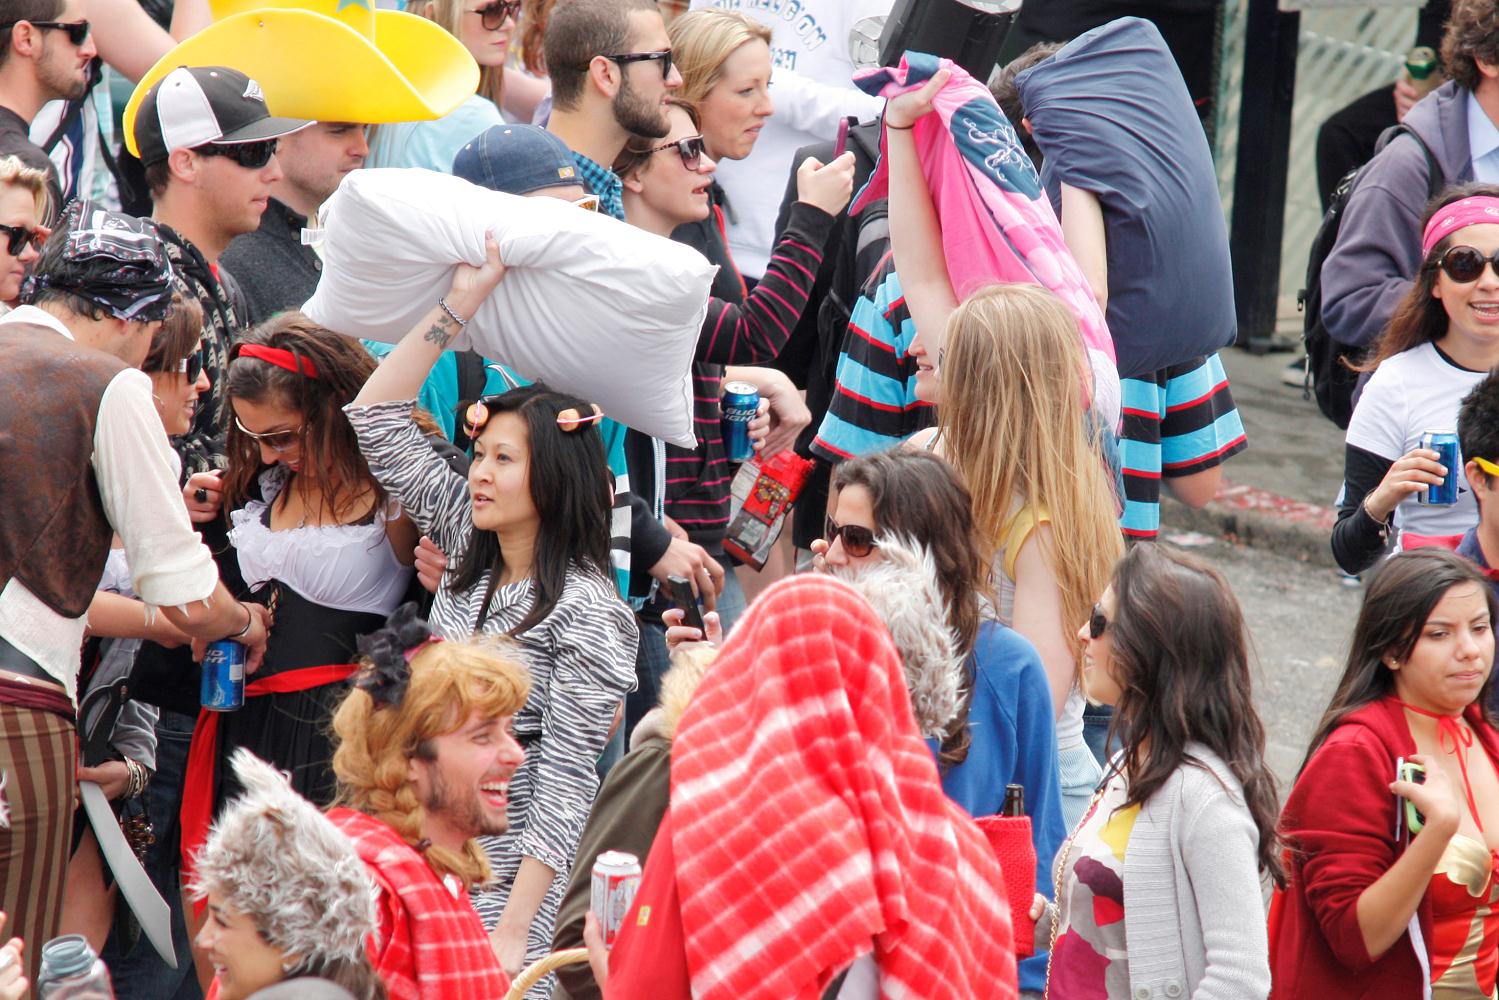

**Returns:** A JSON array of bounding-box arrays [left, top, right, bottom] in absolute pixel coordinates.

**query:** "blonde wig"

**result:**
[[421, 0, 506, 108], [0, 154, 50, 220], [331, 634, 531, 889], [667, 9, 772, 106], [937, 283, 1123, 675]]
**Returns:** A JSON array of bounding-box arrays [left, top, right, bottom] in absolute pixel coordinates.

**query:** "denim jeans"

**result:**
[[1083, 701, 1118, 767], [100, 710, 203, 1000]]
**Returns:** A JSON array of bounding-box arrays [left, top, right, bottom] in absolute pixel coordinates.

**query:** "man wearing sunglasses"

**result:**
[[0, 0, 96, 224], [0, 201, 270, 981], [544, 0, 682, 222], [222, 120, 370, 326], [130, 65, 309, 478]]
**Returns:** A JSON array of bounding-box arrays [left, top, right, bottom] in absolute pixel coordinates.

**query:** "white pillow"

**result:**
[[302, 167, 715, 447]]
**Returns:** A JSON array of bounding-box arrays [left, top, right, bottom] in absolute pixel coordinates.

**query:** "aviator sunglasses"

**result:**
[[196, 138, 279, 170], [825, 516, 878, 558], [471, 0, 520, 30], [0, 222, 42, 257], [648, 134, 706, 171], [233, 416, 302, 453], [1435, 245, 1499, 284]]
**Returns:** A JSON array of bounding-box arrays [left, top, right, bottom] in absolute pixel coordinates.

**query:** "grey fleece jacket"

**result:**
[[1320, 80, 1472, 348]]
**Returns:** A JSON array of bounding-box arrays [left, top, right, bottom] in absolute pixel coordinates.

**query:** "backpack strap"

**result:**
[[450, 349, 488, 451], [1378, 123, 1445, 199]]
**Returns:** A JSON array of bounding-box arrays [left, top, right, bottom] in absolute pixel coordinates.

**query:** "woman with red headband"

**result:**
[[1333, 183, 1499, 575], [174, 313, 421, 960]]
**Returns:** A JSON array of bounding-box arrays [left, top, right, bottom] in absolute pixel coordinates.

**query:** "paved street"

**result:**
[[1155, 526, 1364, 792]]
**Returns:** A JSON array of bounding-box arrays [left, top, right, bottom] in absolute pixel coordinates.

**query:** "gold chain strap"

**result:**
[[1042, 784, 1108, 1000]]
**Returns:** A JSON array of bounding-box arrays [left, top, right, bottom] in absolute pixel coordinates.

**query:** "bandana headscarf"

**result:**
[[1422, 195, 1499, 255], [22, 200, 175, 322], [668, 574, 1017, 1000]]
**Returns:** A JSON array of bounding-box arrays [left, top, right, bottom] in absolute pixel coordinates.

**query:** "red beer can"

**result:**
[[590, 850, 642, 948]]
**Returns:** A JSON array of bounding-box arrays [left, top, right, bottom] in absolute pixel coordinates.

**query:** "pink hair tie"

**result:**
[[1421, 195, 1499, 255]]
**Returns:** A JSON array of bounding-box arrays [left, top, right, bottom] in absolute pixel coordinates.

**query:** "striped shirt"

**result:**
[[667, 202, 835, 544], [343, 398, 638, 978], [812, 256, 934, 462]]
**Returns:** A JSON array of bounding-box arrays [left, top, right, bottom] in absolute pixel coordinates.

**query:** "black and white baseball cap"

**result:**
[[133, 66, 310, 166]]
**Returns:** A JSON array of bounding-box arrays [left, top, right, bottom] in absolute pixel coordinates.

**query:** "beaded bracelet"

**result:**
[[438, 297, 469, 328]]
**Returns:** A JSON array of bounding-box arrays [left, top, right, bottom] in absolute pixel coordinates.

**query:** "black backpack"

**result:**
[[1299, 124, 1442, 428]]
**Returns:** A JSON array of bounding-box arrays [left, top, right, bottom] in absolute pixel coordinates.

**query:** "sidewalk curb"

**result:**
[[1161, 480, 1337, 569]]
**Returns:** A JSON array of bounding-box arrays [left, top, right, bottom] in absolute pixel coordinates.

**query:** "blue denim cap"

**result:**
[[452, 124, 581, 196]]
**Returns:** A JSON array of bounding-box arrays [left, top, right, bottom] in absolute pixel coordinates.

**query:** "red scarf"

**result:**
[[665, 575, 1017, 1000], [180, 663, 357, 885]]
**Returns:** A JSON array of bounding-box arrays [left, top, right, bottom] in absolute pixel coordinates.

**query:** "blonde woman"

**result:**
[[0, 155, 48, 309], [366, 0, 515, 171], [665, 9, 774, 302], [888, 78, 1123, 830]]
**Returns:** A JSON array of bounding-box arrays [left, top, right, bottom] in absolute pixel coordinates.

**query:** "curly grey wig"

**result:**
[[833, 535, 967, 738], [191, 749, 377, 965]]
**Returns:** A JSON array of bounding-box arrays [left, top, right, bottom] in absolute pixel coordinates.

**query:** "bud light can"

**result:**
[[590, 850, 641, 948], [1419, 430, 1461, 506], [721, 380, 760, 464], [201, 641, 245, 711]]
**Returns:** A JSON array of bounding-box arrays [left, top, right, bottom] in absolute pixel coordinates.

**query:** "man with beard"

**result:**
[[221, 121, 369, 325], [544, 0, 682, 222], [0, 0, 95, 223], [327, 606, 529, 1000]]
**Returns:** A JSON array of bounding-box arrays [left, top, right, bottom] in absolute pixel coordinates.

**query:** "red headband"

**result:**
[[233, 343, 320, 379]]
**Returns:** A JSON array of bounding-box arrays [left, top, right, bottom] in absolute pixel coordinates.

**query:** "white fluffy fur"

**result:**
[[192, 749, 377, 964], [833, 536, 967, 738]]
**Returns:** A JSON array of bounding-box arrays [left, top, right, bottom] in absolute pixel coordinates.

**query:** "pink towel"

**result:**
[[853, 52, 1120, 425]]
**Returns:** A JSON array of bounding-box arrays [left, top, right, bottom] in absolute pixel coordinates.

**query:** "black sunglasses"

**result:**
[[649, 134, 706, 171], [196, 138, 279, 170], [604, 49, 673, 80], [168, 350, 205, 382], [4, 19, 90, 45], [0, 222, 41, 258], [825, 516, 877, 558], [471, 0, 519, 31], [1436, 245, 1499, 284], [1088, 602, 1110, 640]]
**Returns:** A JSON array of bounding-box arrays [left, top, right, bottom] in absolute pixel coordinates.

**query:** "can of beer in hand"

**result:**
[[721, 380, 760, 464], [1419, 430, 1462, 506], [200, 640, 246, 711], [590, 850, 642, 948]]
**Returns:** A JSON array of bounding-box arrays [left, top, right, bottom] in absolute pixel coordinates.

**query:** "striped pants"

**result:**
[[0, 703, 76, 987]]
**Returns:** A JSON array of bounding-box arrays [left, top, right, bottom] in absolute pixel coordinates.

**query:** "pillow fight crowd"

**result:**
[[8, 0, 1499, 997]]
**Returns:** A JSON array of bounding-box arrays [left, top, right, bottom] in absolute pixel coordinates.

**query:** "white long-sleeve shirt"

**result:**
[[0, 305, 218, 701]]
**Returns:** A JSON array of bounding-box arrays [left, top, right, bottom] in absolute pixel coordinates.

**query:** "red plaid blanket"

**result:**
[[328, 808, 510, 1000], [668, 575, 1017, 999]]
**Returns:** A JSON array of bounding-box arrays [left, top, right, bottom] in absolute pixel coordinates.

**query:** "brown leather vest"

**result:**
[[0, 321, 127, 618]]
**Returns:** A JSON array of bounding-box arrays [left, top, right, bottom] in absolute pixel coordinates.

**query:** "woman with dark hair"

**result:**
[[807, 446, 1066, 997], [1035, 543, 1279, 998], [1334, 182, 1499, 574], [177, 311, 420, 984], [346, 237, 637, 990], [1271, 548, 1499, 999]]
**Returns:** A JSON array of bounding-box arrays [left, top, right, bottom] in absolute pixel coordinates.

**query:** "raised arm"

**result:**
[[885, 69, 958, 354], [352, 234, 507, 407], [1059, 182, 1108, 314], [84, 0, 210, 81]]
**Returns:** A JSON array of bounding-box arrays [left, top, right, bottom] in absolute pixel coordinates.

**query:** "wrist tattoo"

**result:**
[[423, 317, 457, 348]]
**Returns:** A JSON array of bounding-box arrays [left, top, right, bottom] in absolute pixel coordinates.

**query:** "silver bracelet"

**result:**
[[437, 297, 469, 328]]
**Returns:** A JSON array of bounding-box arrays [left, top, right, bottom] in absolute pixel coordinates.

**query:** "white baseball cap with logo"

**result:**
[[133, 66, 310, 166]]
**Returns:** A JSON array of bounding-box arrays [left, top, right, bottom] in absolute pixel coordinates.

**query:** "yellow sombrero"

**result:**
[[123, 0, 479, 156]]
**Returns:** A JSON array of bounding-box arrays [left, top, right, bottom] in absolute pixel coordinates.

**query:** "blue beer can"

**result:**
[[721, 380, 760, 464], [201, 640, 246, 711], [1419, 430, 1462, 506]]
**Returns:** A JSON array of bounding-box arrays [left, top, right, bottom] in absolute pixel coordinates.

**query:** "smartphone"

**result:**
[[834, 115, 855, 158], [665, 575, 705, 632], [1395, 757, 1426, 837]]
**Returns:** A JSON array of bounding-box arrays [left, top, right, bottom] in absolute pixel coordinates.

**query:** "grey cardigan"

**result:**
[[1064, 743, 1270, 1000]]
